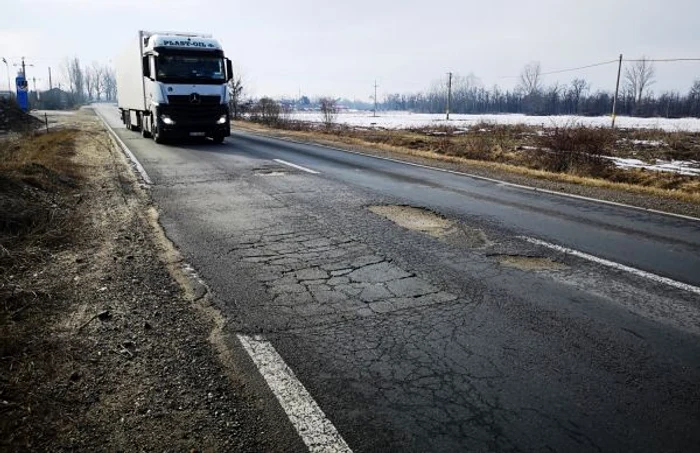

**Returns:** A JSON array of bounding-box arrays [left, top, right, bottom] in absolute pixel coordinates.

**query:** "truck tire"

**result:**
[[141, 116, 152, 138], [153, 125, 165, 144], [212, 134, 225, 144]]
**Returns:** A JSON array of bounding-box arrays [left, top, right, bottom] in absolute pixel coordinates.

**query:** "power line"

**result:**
[[496, 57, 700, 80], [497, 59, 618, 79], [623, 58, 700, 62]]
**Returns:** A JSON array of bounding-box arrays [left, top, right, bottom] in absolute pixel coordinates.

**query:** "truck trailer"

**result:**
[[116, 31, 233, 143]]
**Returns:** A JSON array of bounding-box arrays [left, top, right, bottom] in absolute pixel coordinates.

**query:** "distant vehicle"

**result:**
[[116, 31, 233, 144]]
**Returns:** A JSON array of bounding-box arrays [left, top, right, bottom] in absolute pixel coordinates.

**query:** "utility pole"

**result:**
[[446, 72, 453, 120], [1, 57, 10, 97], [373, 80, 378, 117], [14, 57, 34, 79], [48, 67, 53, 90], [611, 54, 623, 128]]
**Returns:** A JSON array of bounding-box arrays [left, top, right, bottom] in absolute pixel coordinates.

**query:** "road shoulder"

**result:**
[[1, 110, 303, 451]]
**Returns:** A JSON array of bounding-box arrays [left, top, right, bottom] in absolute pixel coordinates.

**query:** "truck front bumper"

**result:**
[[157, 104, 230, 138]]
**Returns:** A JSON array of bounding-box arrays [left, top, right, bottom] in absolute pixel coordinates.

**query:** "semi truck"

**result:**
[[116, 31, 233, 143]]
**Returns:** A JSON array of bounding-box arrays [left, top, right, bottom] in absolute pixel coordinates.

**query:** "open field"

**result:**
[[291, 111, 700, 132]]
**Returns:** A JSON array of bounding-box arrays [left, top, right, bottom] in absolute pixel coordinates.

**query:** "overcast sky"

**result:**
[[2, 0, 699, 100]]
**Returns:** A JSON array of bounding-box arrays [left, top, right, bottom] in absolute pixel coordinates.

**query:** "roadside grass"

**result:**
[[236, 119, 700, 204], [0, 129, 83, 399]]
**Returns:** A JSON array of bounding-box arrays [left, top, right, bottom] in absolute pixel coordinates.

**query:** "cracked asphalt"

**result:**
[[95, 105, 700, 452]]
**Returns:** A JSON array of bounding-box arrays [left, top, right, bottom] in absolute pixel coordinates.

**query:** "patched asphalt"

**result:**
[[95, 104, 700, 453]]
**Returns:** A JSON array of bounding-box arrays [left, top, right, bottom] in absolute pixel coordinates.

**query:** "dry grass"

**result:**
[[0, 129, 82, 274], [235, 120, 700, 204], [0, 128, 85, 446]]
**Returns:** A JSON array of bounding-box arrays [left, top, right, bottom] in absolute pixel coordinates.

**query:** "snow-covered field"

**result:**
[[605, 157, 700, 177], [291, 111, 700, 132]]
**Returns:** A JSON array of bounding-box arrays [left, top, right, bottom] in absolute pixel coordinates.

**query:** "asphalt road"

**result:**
[[95, 104, 700, 453]]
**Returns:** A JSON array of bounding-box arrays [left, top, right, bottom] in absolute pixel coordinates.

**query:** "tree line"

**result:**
[[381, 59, 700, 118], [57, 57, 116, 107]]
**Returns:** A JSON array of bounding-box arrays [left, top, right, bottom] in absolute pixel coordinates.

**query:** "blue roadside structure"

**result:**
[[15, 74, 29, 111]]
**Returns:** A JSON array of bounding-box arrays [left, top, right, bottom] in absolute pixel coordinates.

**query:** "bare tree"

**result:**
[[84, 66, 94, 101], [227, 73, 244, 119], [519, 61, 542, 96], [89, 62, 105, 101], [625, 57, 655, 105], [569, 78, 589, 113], [318, 97, 338, 129], [63, 57, 85, 103], [102, 66, 117, 101], [689, 78, 700, 116], [251, 97, 280, 125]]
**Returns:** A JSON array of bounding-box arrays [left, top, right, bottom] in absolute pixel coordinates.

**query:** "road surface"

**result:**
[[95, 104, 700, 453]]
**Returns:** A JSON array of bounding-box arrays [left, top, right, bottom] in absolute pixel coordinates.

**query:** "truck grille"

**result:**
[[161, 104, 226, 126], [168, 95, 221, 105]]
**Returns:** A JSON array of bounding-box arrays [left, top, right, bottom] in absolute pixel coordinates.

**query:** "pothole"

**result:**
[[496, 255, 569, 271], [368, 205, 491, 248], [253, 167, 288, 176]]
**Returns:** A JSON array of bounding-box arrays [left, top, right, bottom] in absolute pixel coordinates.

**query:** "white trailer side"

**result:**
[[116, 32, 146, 112]]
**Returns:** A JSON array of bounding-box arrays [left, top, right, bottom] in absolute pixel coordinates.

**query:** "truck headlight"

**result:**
[[217, 115, 228, 125], [161, 115, 175, 125]]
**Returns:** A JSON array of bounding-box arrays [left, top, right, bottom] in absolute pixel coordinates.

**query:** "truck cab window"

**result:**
[[156, 55, 225, 84]]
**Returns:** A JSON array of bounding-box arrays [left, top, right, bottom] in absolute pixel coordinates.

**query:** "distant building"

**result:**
[[0, 90, 12, 100]]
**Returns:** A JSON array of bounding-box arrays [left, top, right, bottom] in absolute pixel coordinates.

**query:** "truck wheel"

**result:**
[[212, 134, 225, 144], [153, 126, 165, 144], [141, 116, 152, 138]]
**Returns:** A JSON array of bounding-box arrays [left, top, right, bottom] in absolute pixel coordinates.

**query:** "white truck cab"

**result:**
[[116, 31, 233, 143]]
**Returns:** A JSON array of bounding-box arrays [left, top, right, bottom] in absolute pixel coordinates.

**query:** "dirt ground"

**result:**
[[0, 110, 282, 452]]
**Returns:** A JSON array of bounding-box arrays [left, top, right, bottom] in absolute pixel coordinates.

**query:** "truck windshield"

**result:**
[[156, 55, 225, 83]]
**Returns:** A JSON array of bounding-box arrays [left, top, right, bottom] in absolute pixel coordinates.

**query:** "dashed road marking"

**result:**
[[274, 159, 320, 175], [237, 334, 352, 453], [521, 236, 700, 296]]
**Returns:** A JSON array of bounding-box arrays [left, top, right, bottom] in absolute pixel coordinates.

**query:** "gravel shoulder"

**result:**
[[1, 110, 301, 452], [234, 121, 700, 219]]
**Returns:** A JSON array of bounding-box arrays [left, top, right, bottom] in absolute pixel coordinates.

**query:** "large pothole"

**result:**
[[369, 205, 491, 248]]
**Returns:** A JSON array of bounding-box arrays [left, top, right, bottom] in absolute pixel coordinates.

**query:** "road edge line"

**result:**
[[237, 334, 353, 453], [520, 236, 700, 296], [239, 130, 700, 223], [93, 106, 153, 185]]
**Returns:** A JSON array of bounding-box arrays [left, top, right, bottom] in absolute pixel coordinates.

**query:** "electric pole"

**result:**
[[48, 67, 53, 90], [373, 80, 378, 117], [446, 72, 453, 120], [611, 54, 623, 128], [1, 57, 10, 97], [14, 57, 34, 79]]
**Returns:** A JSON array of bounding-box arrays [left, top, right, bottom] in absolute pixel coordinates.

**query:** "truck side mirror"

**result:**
[[226, 58, 233, 82], [143, 56, 151, 79]]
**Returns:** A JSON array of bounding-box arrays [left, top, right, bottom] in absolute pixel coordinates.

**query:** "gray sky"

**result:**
[[2, 0, 699, 100]]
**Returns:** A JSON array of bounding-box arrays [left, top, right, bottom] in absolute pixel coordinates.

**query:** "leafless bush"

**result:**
[[249, 98, 281, 126], [534, 124, 614, 176], [319, 97, 338, 129]]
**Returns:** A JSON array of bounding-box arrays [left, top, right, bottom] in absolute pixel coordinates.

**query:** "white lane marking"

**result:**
[[93, 106, 153, 185], [243, 132, 699, 223], [237, 334, 352, 453], [273, 158, 320, 174], [520, 236, 700, 296]]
